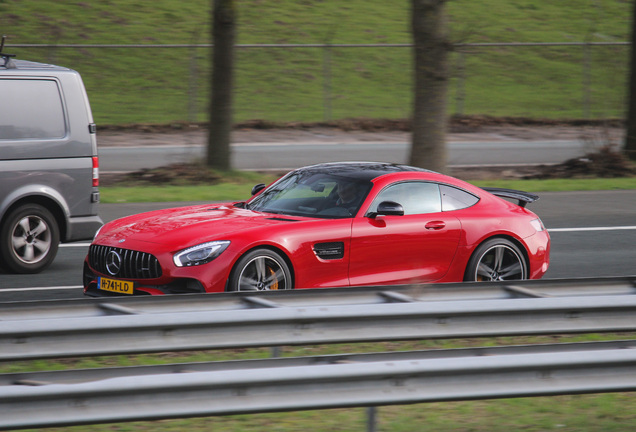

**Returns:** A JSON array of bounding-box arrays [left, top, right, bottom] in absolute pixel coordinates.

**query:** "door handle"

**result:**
[[425, 221, 446, 230]]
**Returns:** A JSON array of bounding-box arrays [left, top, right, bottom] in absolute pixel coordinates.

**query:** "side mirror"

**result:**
[[251, 183, 266, 196], [373, 201, 404, 217]]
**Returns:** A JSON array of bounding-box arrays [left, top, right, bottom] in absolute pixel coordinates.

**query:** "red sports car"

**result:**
[[83, 162, 550, 296]]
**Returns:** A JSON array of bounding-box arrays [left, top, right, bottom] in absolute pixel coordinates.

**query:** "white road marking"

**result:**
[[548, 226, 636, 233], [5, 225, 635, 293], [59, 243, 91, 247], [1, 285, 82, 292], [56, 226, 636, 246]]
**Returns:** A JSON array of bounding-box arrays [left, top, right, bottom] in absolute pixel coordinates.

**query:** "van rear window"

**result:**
[[0, 79, 66, 140]]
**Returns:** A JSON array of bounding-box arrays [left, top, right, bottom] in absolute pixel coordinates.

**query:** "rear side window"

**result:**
[[370, 182, 442, 215], [440, 184, 479, 211], [0, 79, 66, 140]]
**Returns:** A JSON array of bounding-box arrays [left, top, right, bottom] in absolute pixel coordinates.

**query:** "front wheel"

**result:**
[[228, 249, 292, 291], [464, 238, 527, 282], [0, 204, 60, 273]]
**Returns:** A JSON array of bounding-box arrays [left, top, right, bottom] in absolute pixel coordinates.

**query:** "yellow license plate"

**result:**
[[99, 277, 134, 295]]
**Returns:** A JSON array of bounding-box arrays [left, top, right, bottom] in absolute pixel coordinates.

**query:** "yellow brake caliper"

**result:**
[[268, 267, 279, 290]]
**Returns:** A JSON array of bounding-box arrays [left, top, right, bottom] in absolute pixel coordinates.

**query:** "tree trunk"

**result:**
[[625, 0, 636, 161], [409, 0, 449, 172], [207, 0, 235, 170]]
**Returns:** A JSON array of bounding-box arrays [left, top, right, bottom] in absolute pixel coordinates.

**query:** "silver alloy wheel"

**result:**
[[473, 244, 526, 281], [11, 215, 52, 264], [237, 255, 289, 291]]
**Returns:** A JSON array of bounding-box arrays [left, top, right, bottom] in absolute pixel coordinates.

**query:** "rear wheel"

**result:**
[[228, 249, 292, 291], [0, 204, 60, 273], [464, 238, 527, 282]]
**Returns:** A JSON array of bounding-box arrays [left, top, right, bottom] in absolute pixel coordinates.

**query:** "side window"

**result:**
[[0, 79, 66, 140], [440, 184, 479, 211], [370, 182, 442, 215]]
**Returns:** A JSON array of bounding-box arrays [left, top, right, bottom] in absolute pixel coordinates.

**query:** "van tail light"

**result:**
[[92, 156, 99, 187]]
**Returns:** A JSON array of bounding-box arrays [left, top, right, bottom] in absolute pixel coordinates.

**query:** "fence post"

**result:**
[[454, 51, 466, 116], [583, 42, 591, 118], [323, 43, 333, 122], [188, 45, 199, 123]]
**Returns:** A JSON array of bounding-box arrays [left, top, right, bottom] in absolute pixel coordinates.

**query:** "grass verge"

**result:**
[[2, 1, 631, 124], [100, 176, 636, 203]]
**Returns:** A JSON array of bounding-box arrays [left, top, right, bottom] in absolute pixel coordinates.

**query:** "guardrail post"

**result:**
[[366, 407, 378, 432], [270, 346, 282, 358]]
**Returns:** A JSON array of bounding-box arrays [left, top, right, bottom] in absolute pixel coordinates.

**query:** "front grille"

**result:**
[[89, 245, 162, 279]]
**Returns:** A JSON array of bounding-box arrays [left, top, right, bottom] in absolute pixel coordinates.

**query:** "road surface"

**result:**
[[1, 190, 635, 301]]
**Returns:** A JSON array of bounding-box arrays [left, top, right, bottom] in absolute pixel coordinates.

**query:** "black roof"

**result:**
[[296, 162, 434, 182]]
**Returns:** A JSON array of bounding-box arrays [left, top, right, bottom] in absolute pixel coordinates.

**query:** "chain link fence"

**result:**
[[8, 42, 630, 125]]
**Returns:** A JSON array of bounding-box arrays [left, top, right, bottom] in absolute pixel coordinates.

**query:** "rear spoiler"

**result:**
[[481, 187, 539, 208]]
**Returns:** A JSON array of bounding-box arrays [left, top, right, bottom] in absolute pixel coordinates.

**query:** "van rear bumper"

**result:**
[[65, 215, 104, 242]]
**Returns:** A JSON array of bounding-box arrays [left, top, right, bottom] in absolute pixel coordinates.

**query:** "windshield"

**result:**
[[247, 171, 372, 218]]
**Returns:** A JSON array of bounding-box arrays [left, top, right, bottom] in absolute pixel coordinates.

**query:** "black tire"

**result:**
[[464, 238, 527, 282], [228, 249, 292, 292], [0, 204, 60, 274]]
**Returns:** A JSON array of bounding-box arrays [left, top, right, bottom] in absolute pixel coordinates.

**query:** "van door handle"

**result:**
[[425, 221, 446, 230]]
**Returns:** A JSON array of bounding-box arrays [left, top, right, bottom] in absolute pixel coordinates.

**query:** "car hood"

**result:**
[[96, 203, 300, 248]]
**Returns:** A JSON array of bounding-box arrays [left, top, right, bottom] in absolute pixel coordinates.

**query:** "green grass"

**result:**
[[100, 176, 636, 203], [102, 184, 256, 203], [474, 176, 636, 192], [1, 0, 631, 125]]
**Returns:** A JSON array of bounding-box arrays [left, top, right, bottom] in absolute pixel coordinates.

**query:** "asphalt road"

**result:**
[[99, 140, 587, 172], [1, 190, 635, 302]]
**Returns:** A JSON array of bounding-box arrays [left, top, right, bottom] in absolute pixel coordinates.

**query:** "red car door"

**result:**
[[348, 181, 462, 286]]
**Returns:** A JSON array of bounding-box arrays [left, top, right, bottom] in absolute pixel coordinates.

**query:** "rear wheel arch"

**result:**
[[0, 202, 62, 273], [463, 235, 530, 282], [2, 195, 67, 242]]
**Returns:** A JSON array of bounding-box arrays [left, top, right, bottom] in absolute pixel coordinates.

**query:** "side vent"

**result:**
[[313, 242, 345, 260]]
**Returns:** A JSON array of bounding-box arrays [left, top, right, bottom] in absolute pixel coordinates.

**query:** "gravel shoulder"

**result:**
[[97, 122, 630, 183], [97, 124, 625, 148]]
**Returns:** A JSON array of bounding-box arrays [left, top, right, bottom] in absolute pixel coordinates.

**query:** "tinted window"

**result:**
[[0, 79, 66, 140], [370, 182, 442, 215], [247, 171, 372, 218], [440, 184, 479, 211]]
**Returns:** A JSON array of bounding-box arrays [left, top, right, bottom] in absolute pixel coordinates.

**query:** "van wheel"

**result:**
[[0, 204, 60, 273]]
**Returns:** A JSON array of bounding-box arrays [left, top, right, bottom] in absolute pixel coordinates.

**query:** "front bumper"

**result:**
[[82, 246, 234, 296]]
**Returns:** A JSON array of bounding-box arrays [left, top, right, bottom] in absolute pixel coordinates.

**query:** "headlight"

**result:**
[[173, 241, 230, 267], [530, 218, 545, 232]]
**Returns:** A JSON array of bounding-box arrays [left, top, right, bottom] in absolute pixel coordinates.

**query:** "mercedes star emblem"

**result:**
[[106, 250, 122, 276]]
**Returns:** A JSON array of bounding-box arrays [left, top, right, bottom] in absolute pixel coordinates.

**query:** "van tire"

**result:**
[[0, 204, 60, 274]]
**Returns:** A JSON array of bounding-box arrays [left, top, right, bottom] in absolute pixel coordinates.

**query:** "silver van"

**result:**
[[0, 41, 102, 273]]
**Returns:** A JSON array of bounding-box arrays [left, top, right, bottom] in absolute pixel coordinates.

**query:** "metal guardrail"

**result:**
[[2, 276, 635, 319], [3, 340, 636, 429], [1, 277, 635, 361], [1, 277, 636, 429]]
